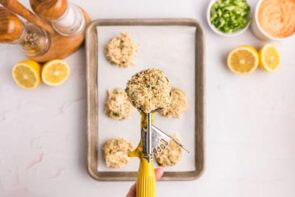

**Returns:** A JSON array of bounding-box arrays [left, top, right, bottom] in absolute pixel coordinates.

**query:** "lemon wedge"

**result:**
[[42, 59, 70, 86], [259, 44, 280, 72], [12, 60, 41, 89], [227, 46, 259, 75]]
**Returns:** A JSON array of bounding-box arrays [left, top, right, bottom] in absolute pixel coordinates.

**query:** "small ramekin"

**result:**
[[207, 0, 250, 37], [251, 0, 295, 41]]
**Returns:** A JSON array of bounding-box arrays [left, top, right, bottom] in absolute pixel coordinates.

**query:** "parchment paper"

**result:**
[[97, 26, 196, 172]]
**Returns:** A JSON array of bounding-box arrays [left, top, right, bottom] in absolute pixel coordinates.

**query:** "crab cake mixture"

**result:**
[[104, 33, 138, 68], [126, 68, 171, 113], [103, 138, 133, 168], [160, 87, 187, 118], [104, 88, 134, 120], [154, 135, 183, 167]]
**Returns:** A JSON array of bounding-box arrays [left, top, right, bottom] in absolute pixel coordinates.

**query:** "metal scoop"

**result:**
[[141, 112, 189, 162], [130, 111, 189, 197]]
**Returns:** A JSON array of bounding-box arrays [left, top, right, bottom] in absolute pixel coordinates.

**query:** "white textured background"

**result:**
[[0, 0, 295, 196]]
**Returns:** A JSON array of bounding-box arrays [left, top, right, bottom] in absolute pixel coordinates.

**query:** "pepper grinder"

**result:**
[[30, 0, 86, 36], [0, 7, 50, 57], [0, 0, 90, 62]]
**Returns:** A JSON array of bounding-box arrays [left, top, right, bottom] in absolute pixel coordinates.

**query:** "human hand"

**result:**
[[126, 168, 164, 197]]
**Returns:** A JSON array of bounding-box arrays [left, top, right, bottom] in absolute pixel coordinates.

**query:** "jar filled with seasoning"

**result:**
[[0, 7, 50, 57], [30, 0, 86, 36], [18, 23, 50, 57]]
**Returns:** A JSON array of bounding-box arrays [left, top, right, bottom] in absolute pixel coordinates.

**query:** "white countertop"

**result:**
[[0, 0, 295, 196]]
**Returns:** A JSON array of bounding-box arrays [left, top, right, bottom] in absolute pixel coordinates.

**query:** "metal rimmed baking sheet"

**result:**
[[86, 18, 204, 181]]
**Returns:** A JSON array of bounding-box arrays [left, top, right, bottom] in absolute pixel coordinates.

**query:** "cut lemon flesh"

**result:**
[[42, 59, 70, 86], [12, 60, 41, 89], [227, 46, 259, 75], [259, 44, 280, 72]]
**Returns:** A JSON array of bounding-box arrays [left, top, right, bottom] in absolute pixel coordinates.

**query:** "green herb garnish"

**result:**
[[112, 112, 119, 117]]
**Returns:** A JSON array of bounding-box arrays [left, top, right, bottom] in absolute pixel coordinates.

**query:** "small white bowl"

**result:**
[[251, 0, 295, 41], [207, 0, 250, 37]]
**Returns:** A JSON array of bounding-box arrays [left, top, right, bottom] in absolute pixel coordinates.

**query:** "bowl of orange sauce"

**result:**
[[251, 0, 295, 41]]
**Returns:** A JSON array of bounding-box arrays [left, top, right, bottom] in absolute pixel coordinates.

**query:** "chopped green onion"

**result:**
[[210, 0, 250, 33]]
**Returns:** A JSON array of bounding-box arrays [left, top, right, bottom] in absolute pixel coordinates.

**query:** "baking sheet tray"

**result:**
[[86, 18, 204, 181]]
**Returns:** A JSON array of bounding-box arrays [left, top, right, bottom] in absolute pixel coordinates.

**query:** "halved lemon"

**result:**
[[42, 59, 70, 86], [227, 46, 259, 75], [259, 44, 280, 72], [12, 60, 41, 89]]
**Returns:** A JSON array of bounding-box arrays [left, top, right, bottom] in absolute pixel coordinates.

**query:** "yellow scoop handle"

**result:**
[[127, 113, 156, 197], [136, 157, 156, 197]]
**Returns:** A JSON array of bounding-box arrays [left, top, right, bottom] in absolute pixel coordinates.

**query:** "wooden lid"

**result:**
[[30, 0, 68, 21], [0, 7, 24, 42]]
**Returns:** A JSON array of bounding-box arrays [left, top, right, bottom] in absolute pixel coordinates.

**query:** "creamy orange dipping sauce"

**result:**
[[258, 0, 295, 38]]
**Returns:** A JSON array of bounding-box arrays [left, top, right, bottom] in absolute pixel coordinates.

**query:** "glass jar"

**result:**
[[17, 23, 50, 57], [0, 7, 50, 57]]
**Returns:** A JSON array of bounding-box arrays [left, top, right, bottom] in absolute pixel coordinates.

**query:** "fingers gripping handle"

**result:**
[[136, 158, 156, 197]]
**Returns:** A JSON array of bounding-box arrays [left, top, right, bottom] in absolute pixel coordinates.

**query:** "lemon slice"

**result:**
[[227, 46, 259, 75], [259, 44, 280, 72], [42, 59, 70, 86], [12, 60, 41, 89]]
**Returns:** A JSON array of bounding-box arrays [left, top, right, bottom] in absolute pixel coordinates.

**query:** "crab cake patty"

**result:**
[[154, 135, 182, 167], [104, 33, 138, 68], [160, 87, 187, 118], [104, 88, 134, 120], [103, 138, 133, 168]]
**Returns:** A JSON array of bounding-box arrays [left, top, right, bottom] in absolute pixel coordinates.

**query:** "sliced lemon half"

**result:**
[[12, 60, 41, 89], [227, 46, 259, 75], [42, 59, 70, 86], [259, 44, 280, 72]]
